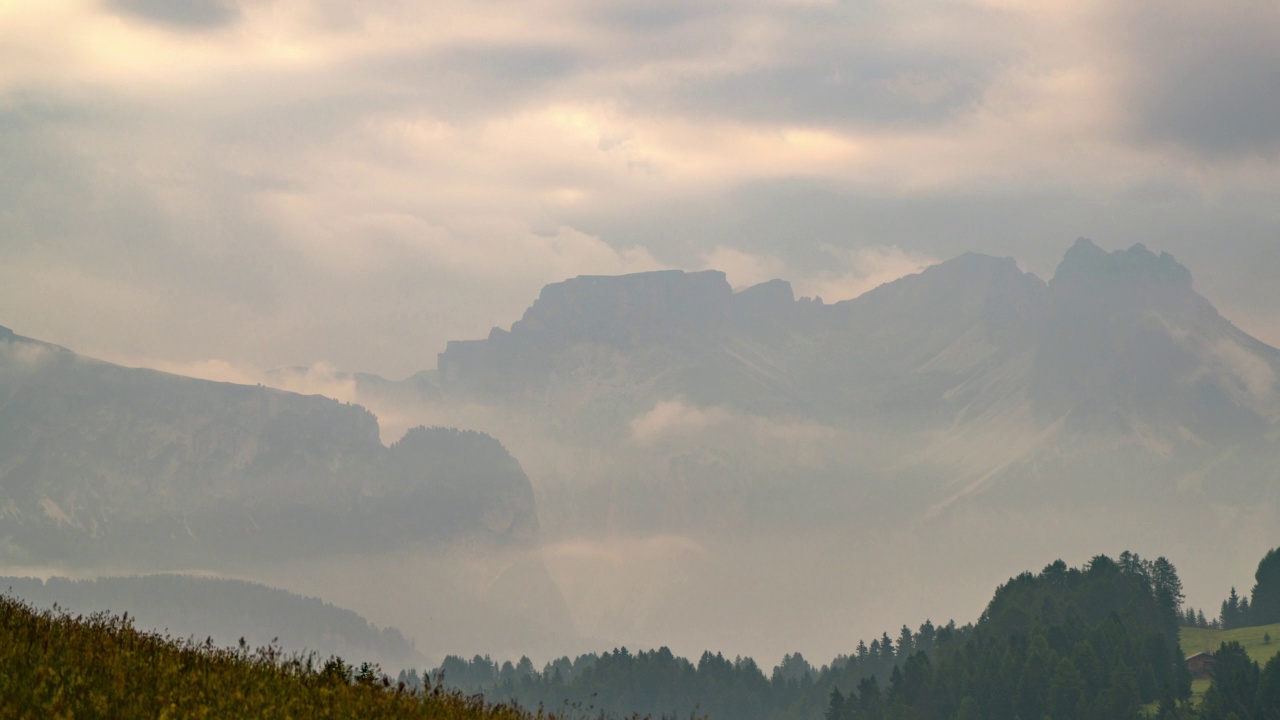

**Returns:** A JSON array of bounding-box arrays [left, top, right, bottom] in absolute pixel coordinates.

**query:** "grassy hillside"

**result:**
[[1, 574, 421, 671], [1181, 623, 1280, 664], [1180, 622, 1280, 703], [0, 594, 547, 719]]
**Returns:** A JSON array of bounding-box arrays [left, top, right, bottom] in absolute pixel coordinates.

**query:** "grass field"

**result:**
[[1180, 622, 1280, 704], [1, 594, 545, 719], [1181, 622, 1280, 664]]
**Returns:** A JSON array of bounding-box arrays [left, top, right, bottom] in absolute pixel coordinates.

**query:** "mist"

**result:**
[[143, 242, 1278, 668], [5, 3, 1280, 716]]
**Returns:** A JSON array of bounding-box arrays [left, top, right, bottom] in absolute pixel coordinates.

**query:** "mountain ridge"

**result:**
[[0, 327, 574, 659], [432, 240, 1279, 454], [12, 239, 1275, 664]]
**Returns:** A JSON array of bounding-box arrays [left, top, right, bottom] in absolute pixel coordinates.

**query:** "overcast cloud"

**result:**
[[2, 0, 1279, 377]]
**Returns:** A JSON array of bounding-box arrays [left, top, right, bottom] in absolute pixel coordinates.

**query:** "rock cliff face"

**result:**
[[435, 241, 1278, 443], [1031, 239, 1278, 443], [438, 270, 736, 399], [0, 330, 539, 564], [428, 240, 1280, 521], [0, 327, 573, 659]]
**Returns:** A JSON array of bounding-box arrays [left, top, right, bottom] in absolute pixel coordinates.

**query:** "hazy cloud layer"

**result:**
[[104, 0, 243, 30], [2, 0, 1279, 377], [1111, 0, 1280, 159]]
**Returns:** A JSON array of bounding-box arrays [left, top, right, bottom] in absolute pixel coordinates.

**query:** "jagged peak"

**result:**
[[1052, 238, 1192, 288]]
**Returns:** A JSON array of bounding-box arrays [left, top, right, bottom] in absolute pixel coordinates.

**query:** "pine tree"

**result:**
[[916, 620, 936, 654], [1222, 588, 1242, 629], [1200, 642, 1259, 720], [879, 633, 896, 663], [1150, 557, 1185, 634], [896, 626, 915, 660], [1252, 548, 1280, 626], [825, 686, 845, 720]]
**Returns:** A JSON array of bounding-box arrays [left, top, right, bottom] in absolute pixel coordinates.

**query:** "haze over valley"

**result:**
[[4, 239, 1279, 667], [4, 2, 1280, 716]]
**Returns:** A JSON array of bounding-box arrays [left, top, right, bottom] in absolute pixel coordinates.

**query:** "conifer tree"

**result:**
[[1252, 548, 1280, 626], [825, 687, 845, 720], [1223, 587, 1243, 629]]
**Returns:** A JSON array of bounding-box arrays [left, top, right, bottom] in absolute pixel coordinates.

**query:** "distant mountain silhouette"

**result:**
[[433, 240, 1278, 459], [0, 329, 539, 562], [0, 330, 572, 658]]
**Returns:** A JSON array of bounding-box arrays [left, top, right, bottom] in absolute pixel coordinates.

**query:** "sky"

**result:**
[[3, 0, 1280, 379]]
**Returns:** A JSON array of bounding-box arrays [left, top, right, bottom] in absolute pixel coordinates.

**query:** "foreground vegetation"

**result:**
[[1, 573, 419, 670], [9, 548, 1280, 719], [0, 594, 546, 719]]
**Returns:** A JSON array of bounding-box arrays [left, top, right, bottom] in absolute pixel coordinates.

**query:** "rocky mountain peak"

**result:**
[[844, 251, 1046, 334], [1052, 237, 1193, 289], [438, 270, 736, 391], [1030, 240, 1276, 441], [509, 269, 733, 346]]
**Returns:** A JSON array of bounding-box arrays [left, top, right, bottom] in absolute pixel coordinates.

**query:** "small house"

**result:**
[[1186, 651, 1215, 680]]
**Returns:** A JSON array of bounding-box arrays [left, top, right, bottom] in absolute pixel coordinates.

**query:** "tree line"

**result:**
[[1183, 548, 1280, 630], [426, 551, 1204, 720]]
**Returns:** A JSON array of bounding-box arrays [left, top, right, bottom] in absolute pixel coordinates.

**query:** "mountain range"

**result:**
[[4, 238, 1278, 664], [356, 238, 1280, 660], [437, 238, 1277, 447]]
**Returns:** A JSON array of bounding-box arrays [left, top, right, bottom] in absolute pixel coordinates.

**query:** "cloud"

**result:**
[[629, 399, 837, 453], [1108, 0, 1280, 160], [1, 339, 57, 368], [125, 357, 365, 403], [799, 245, 938, 302], [104, 0, 242, 30], [699, 247, 790, 290], [543, 534, 707, 565], [1208, 338, 1277, 402], [630, 400, 732, 445], [1, 0, 1279, 381]]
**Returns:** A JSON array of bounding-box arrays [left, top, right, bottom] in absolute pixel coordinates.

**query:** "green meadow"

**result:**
[[1181, 623, 1280, 702], [1181, 623, 1280, 664]]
